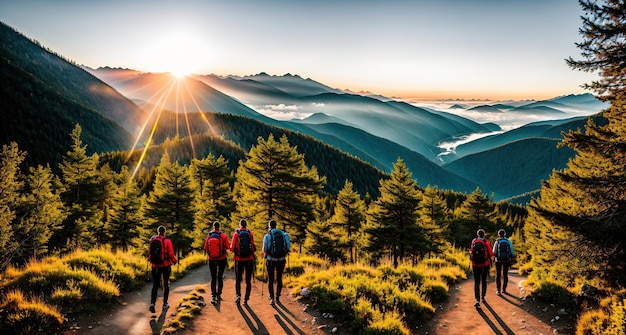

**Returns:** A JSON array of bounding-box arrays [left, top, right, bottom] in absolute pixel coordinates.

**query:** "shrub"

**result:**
[[363, 310, 410, 335], [0, 290, 64, 335], [576, 298, 626, 335], [532, 281, 576, 310]]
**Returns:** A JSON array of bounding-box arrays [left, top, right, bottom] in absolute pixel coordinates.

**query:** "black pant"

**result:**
[[266, 259, 286, 300], [151, 266, 172, 304], [209, 259, 227, 297], [235, 260, 254, 300], [495, 261, 510, 292], [473, 265, 489, 300]]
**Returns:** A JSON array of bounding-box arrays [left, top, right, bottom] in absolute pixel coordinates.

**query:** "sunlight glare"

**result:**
[[140, 29, 210, 76]]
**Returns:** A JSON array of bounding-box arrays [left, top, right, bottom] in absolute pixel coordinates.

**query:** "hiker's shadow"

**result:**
[[149, 306, 169, 335], [238, 304, 269, 334], [273, 301, 307, 335], [500, 291, 525, 308], [482, 301, 515, 335]]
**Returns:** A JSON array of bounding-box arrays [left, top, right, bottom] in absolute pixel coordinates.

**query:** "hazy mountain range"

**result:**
[[0, 21, 609, 203]]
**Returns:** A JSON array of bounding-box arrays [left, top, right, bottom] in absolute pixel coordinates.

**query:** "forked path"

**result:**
[[64, 266, 574, 335]]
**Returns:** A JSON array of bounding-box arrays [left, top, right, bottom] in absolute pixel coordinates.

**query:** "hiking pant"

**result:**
[[266, 259, 286, 300], [151, 265, 172, 304], [473, 265, 489, 300], [235, 259, 254, 300], [495, 261, 510, 292], [209, 259, 227, 297]]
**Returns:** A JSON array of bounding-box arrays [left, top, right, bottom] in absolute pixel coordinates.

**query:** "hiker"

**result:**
[[204, 221, 230, 304], [470, 229, 494, 307], [148, 225, 177, 313], [493, 229, 515, 296], [230, 219, 256, 305], [263, 219, 291, 306]]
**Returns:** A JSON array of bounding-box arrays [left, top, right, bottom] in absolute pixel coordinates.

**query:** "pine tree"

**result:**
[[566, 0, 626, 101], [54, 124, 103, 250], [13, 165, 66, 264], [0, 142, 25, 270], [331, 180, 366, 263], [107, 166, 142, 251], [525, 0, 626, 287], [190, 154, 235, 247], [419, 185, 450, 257], [143, 152, 196, 255], [235, 134, 325, 250], [366, 159, 425, 267]]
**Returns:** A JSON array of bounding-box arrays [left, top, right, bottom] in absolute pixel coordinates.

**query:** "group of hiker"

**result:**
[[147, 219, 290, 313], [470, 228, 515, 308]]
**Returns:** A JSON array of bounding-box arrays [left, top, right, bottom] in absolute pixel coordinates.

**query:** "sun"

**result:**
[[170, 68, 192, 79], [141, 29, 211, 77]]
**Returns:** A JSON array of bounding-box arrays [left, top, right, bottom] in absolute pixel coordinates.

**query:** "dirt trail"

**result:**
[[64, 266, 575, 335], [419, 269, 576, 335], [64, 264, 335, 335]]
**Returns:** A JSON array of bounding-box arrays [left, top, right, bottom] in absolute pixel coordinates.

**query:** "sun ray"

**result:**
[[126, 72, 224, 181], [129, 77, 178, 179]]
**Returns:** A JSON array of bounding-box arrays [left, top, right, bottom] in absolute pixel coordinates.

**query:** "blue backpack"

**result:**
[[496, 238, 511, 262]]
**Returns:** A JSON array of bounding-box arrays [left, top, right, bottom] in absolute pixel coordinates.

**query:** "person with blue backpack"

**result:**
[[263, 219, 291, 306], [493, 229, 515, 296]]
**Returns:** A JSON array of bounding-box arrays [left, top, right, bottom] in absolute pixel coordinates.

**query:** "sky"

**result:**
[[0, 0, 596, 100]]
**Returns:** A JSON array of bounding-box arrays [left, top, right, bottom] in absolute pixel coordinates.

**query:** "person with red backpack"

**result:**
[[148, 225, 177, 313], [204, 221, 230, 304], [470, 229, 494, 307], [493, 229, 515, 296], [230, 219, 256, 306]]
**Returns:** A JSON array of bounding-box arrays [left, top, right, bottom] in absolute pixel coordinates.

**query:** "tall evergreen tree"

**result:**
[[524, 0, 626, 288], [143, 152, 196, 255], [13, 164, 66, 264], [453, 187, 495, 246], [190, 154, 235, 247], [235, 134, 325, 250], [107, 166, 142, 251], [566, 0, 626, 101], [331, 180, 366, 263], [54, 125, 103, 251], [419, 185, 450, 256], [366, 159, 425, 267], [0, 142, 24, 270]]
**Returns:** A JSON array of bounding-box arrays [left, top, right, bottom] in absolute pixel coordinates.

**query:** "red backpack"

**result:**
[[207, 232, 223, 258]]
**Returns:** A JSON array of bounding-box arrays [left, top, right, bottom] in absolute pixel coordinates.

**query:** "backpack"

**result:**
[[270, 229, 287, 258], [471, 238, 487, 264], [496, 238, 511, 262], [208, 232, 223, 259], [236, 229, 252, 258], [149, 236, 165, 264]]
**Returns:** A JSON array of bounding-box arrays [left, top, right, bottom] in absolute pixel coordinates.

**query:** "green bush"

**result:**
[[532, 281, 576, 310]]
